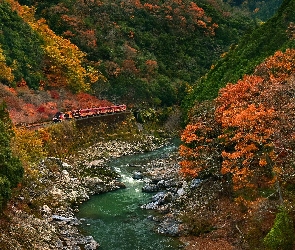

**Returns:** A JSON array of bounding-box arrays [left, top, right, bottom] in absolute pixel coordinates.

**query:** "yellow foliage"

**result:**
[[11, 128, 47, 167], [0, 46, 14, 83], [7, 0, 104, 92]]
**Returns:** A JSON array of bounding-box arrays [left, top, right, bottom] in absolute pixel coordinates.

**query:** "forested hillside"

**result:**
[[179, 0, 295, 248], [13, 0, 255, 106], [184, 0, 295, 108], [1, 0, 285, 116], [1, 0, 294, 248]]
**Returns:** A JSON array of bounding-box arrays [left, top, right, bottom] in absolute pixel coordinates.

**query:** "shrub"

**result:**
[[0, 176, 11, 211], [263, 207, 295, 250]]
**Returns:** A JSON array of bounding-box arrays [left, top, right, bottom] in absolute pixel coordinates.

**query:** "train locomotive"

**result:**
[[53, 104, 126, 123]]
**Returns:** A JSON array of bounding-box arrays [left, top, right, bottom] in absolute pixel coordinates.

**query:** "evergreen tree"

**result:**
[[0, 102, 23, 211]]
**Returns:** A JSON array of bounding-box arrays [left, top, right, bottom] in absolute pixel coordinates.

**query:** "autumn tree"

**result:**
[[0, 45, 14, 84], [12, 127, 47, 167], [7, 0, 104, 92], [216, 50, 295, 192], [215, 75, 276, 191], [179, 100, 221, 178], [181, 49, 295, 195]]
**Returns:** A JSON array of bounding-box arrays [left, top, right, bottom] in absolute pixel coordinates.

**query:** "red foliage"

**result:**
[[0, 82, 112, 124], [37, 102, 58, 115], [179, 101, 221, 177], [76, 93, 113, 108], [180, 49, 295, 192], [50, 90, 60, 99], [36, 105, 45, 113]]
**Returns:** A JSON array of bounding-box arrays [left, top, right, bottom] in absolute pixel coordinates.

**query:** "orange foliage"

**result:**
[[181, 49, 295, 192], [123, 43, 138, 58], [160, 0, 217, 34], [76, 93, 112, 108], [119, 0, 217, 35], [189, 2, 205, 17], [80, 29, 97, 48], [143, 3, 160, 12], [61, 14, 81, 27], [122, 59, 139, 75], [105, 61, 121, 77], [145, 60, 158, 74], [7, 0, 104, 92], [179, 101, 221, 177], [218, 50, 295, 190], [255, 49, 295, 83]]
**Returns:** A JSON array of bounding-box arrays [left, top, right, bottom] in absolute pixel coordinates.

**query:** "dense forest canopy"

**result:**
[[2, 0, 295, 248], [179, 0, 295, 248], [183, 0, 295, 114], [6, 0, 258, 107]]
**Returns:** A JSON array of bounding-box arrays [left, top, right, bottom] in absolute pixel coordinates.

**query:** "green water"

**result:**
[[77, 142, 183, 250]]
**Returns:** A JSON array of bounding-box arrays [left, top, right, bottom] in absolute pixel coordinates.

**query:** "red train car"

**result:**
[[52, 104, 127, 122]]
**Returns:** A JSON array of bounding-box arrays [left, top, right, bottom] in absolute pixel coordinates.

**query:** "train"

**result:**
[[52, 104, 127, 123]]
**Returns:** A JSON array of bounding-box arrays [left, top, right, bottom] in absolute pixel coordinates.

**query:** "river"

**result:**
[[77, 141, 183, 250]]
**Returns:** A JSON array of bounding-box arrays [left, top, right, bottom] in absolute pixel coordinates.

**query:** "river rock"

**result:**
[[41, 204, 52, 217], [142, 191, 174, 211], [2, 135, 171, 249], [157, 217, 180, 236], [83, 236, 100, 250], [177, 187, 185, 196], [61, 169, 70, 182], [190, 178, 202, 189], [52, 215, 81, 226], [142, 183, 159, 192], [151, 191, 166, 202], [133, 171, 143, 179]]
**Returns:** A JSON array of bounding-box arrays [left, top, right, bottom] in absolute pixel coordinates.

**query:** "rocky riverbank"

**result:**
[[134, 147, 188, 238], [0, 135, 170, 249]]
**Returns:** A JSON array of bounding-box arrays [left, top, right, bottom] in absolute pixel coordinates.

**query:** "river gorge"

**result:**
[[77, 141, 183, 249], [0, 134, 189, 249]]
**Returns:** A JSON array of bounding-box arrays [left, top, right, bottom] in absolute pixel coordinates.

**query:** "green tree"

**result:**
[[0, 1, 44, 89], [264, 207, 295, 250], [0, 102, 23, 211]]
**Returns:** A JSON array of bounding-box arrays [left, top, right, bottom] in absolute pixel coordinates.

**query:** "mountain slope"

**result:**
[[184, 0, 295, 111], [17, 0, 255, 106]]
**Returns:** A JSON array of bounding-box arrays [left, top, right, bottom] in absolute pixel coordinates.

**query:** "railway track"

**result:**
[[15, 111, 131, 130], [15, 121, 52, 130]]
